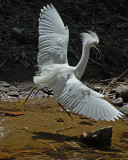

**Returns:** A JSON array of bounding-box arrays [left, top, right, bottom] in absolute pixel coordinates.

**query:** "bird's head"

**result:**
[[80, 31, 99, 51]]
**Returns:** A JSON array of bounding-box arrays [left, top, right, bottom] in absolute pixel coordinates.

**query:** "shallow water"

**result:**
[[0, 97, 128, 160]]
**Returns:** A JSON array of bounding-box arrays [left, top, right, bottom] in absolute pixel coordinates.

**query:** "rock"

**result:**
[[81, 126, 112, 146], [0, 81, 9, 87], [0, 86, 8, 92], [115, 85, 128, 101], [119, 104, 128, 116], [8, 91, 19, 97], [9, 86, 18, 91], [112, 97, 123, 107], [8, 86, 19, 97]]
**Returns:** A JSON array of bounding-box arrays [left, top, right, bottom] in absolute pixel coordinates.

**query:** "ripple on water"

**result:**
[[0, 118, 5, 138]]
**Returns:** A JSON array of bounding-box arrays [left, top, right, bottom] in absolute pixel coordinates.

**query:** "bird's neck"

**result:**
[[75, 41, 91, 80]]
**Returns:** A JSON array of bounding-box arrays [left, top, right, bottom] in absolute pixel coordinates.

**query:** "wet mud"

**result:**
[[0, 97, 128, 160]]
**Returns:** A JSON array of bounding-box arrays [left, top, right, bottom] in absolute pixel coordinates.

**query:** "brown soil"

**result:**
[[0, 98, 128, 159]]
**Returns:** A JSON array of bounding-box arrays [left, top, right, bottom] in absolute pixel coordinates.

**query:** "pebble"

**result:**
[[112, 97, 123, 107], [55, 118, 64, 122]]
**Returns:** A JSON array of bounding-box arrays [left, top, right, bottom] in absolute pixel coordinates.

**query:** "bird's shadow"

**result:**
[[79, 121, 93, 125], [32, 131, 77, 142], [31, 131, 123, 154]]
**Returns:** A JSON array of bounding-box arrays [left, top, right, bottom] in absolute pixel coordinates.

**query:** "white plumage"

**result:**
[[33, 4, 123, 121]]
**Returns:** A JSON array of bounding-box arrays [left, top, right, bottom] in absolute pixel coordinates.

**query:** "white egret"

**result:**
[[18, 4, 123, 121]]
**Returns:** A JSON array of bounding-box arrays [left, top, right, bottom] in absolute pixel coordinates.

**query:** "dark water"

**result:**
[[0, 98, 128, 159]]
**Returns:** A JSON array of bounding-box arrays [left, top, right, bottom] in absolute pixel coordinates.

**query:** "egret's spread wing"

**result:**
[[38, 4, 69, 67], [54, 75, 123, 121]]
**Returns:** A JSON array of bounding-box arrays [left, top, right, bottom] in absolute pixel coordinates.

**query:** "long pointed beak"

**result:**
[[94, 43, 99, 52]]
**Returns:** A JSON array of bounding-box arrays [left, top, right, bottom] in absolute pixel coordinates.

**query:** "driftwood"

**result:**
[[102, 68, 128, 94]]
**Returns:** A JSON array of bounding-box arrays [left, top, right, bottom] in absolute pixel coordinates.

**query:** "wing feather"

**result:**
[[38, 4, 69, 67], [54, 75, 123, 121]]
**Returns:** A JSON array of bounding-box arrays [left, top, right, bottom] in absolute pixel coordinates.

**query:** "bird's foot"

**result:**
[[17, 101, 26, 108], [17, 86, 37, 108], [69, 114, 78, 121]]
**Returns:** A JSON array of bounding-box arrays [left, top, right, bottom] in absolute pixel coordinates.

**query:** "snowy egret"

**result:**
[[18, 4, 123, 121]]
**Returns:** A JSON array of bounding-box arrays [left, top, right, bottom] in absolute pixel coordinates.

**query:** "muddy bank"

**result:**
[[0, 98, 128, 159]]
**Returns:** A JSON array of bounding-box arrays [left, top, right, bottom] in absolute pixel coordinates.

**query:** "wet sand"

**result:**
[[0, 97, 128, 159]]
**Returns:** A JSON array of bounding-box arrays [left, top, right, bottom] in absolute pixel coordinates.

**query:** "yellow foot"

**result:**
[[69, 114, 78, 121], [17, 101, 26, 108], [17, 86, 37, 108], [65, 113, 77, 121]]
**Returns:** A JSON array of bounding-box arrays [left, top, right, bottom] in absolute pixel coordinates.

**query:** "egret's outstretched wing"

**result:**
[[54, 75, 123, 121], [38, 4, 69, 68]]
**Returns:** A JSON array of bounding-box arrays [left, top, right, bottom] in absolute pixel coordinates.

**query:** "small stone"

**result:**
[[115, 85, 128, 101], [81, 126, 112, 146], [55, 118, 64, 122], [119, 104, 128, 116], [112, 97, 123, 107]]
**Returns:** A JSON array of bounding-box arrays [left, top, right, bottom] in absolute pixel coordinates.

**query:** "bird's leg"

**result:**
[[34, 88, 53, 97], [17, 86, 37, 107], [34, 89, 41, 97], [58, 102, 77, 120], [41, 88, 54, 96]]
